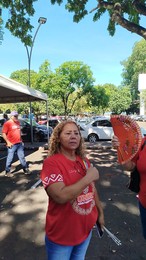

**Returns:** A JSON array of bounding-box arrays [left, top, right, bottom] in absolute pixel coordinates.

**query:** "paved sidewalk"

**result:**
[[0, 142, 146, 260]]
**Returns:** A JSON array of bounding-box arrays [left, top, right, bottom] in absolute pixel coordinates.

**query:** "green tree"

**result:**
[[103, 83, 118, 98], [10, 69, 47, 116], [8, 61, 95, 116], [36, 60, 53, 94], [103, 83, 119, 112], [51, 0, 146, 39], [10, 69, 38, 88], [42, 61, 95, 116], [71, 94, 90, 115], [1, 0, 35, 45], [1, 1, 146, 44], [0, 6, 4, 45], [121, 39, 146, 113], [109, 86, 132, 114], [0, 104, 16, 114], [87, 85, 109, 115]]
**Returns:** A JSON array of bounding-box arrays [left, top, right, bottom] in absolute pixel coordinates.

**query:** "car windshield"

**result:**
[[84, 120, 93, 126]]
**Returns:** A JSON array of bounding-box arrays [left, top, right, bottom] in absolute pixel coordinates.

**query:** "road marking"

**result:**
[[31, 179, 42, 189]]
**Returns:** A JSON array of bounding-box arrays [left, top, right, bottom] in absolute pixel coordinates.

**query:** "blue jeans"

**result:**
[[45, 231, 92, 260], [139, 201, 146, 239], [5, 143, 28, 172]]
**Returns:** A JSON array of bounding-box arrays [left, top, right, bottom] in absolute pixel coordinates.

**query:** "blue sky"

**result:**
[[0, 0, 143, 86]]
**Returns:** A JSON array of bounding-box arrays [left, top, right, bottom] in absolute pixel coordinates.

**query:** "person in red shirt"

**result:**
[[41, 120, 104, 260], [2, 111, 30, 177], [112, 135, 146, 240]]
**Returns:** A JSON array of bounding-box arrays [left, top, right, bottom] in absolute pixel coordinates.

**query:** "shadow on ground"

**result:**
[[86, 147, 146, 260], [0, 144, 146, 260]]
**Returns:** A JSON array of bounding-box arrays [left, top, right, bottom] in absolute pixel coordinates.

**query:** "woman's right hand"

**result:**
[[6, 140, 13, 148], [111, 135, 120, 149], [86, 166, 99, 182]]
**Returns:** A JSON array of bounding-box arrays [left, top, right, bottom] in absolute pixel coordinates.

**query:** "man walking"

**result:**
[[2, 111, 30, 177]]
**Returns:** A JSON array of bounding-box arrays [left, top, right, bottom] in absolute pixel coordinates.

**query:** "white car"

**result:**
[[80, 118, 114, 142], [76, 118, 91, 127]]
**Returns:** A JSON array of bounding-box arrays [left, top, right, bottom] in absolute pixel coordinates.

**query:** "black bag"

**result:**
[[128, 167, 140, 193], [128, 140, 146, 193]]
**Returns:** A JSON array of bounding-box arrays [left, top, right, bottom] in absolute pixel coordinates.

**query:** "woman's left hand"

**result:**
[[111, 135, 120, 149]]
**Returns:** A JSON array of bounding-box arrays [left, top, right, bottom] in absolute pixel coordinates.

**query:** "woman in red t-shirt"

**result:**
[[112, 135, 146, 240], [41, 120, 104, 260]]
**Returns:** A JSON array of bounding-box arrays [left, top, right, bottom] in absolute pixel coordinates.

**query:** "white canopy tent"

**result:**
[[0, 74, 48, 143], [0, 74, 48, 103]]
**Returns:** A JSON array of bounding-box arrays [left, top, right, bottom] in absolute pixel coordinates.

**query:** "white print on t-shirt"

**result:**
[[76, 186, 93, 205], [71, 183, 95, 215], [77, 192, 94, 206], [42, 174, 63, 188], [12, 125, 20, 129], [83, 186, 89, 194]]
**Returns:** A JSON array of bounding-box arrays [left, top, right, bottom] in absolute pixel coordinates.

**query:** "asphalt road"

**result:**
[[0, 141, 146, 260]]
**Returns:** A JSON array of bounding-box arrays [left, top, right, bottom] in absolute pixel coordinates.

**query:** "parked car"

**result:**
[[0, 118, 7, 126], [20, 119, 53, 142], [76, 117, 91, 127], [37, 124, 53, 136], [24, 119, 53, 137], [0, 119, 52, 143], [80, 118, 114, 142], [38, 118, 60, 128]]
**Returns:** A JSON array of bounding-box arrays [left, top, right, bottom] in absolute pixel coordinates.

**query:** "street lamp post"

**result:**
[[25, 17, 47, 89], [25, 17, 47, 143]]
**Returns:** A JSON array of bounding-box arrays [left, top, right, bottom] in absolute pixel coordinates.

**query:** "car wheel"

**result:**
[[88, 133, 99, 143]]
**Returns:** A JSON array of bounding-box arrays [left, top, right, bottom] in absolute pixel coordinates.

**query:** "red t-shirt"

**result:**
[[41, 154, 98, 245], [2, 119, 22, 144], [133, 137, 146, 208]]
